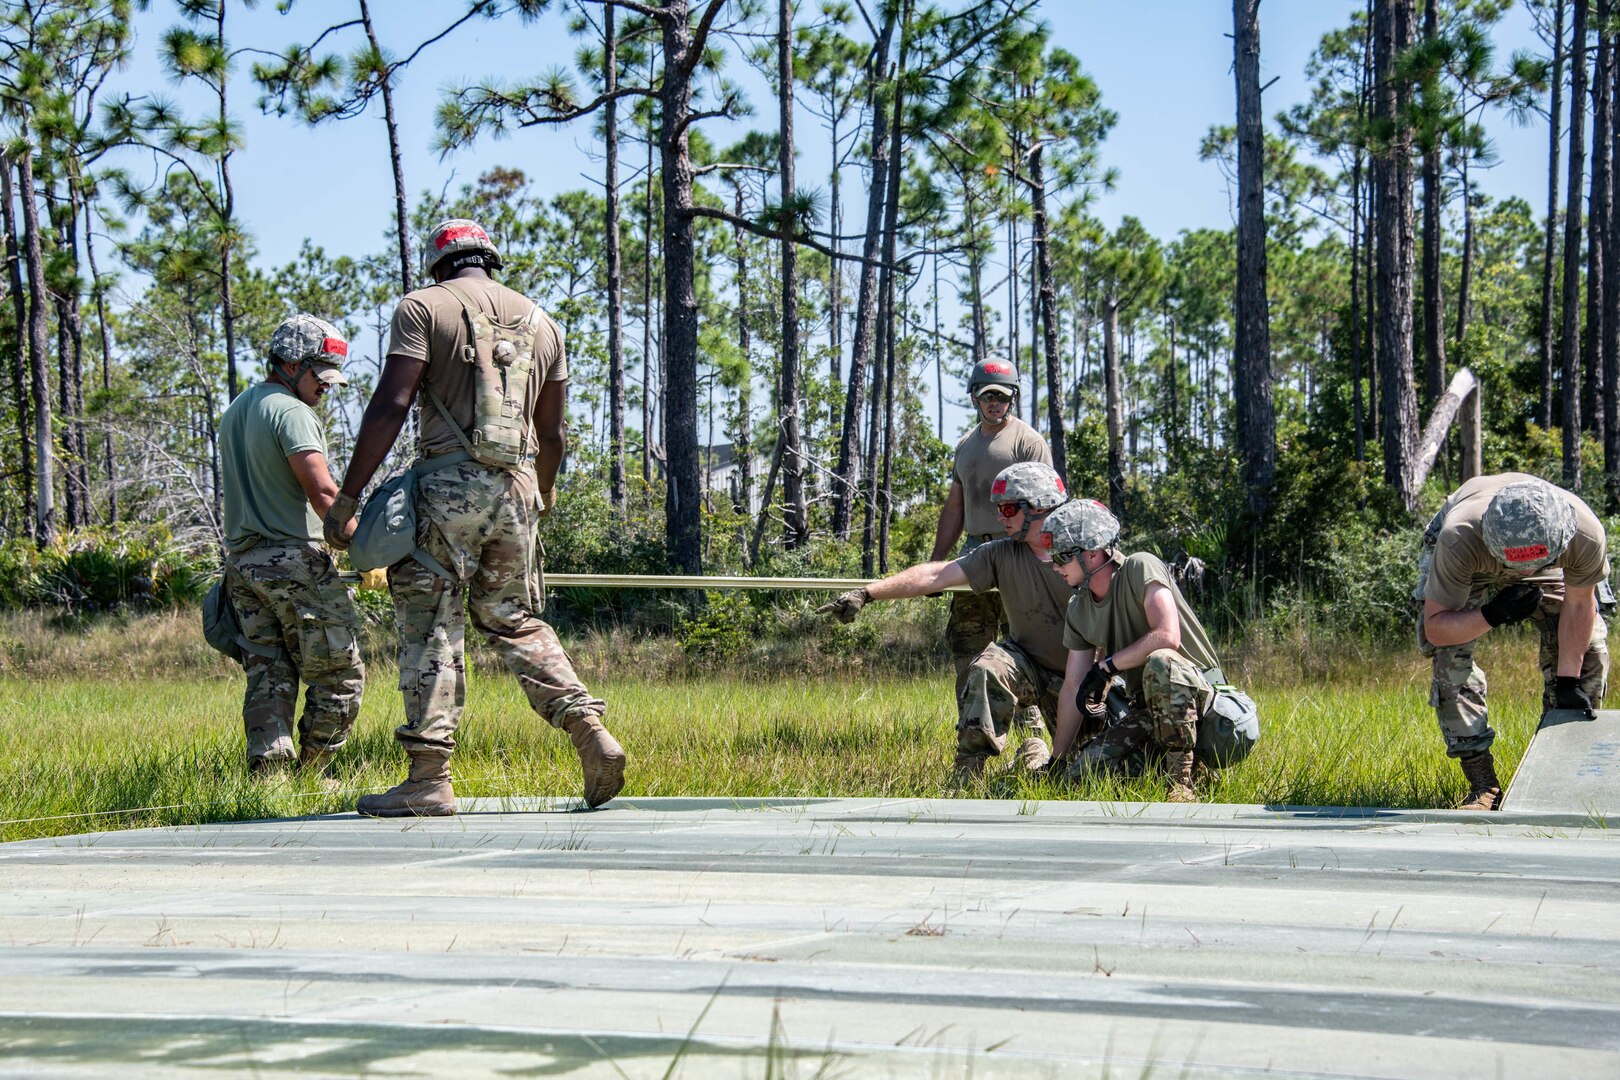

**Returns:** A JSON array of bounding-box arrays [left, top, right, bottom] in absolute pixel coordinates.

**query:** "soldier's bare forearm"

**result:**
[[867, 560, 966, 601], [1557, 586, 1597, 677]]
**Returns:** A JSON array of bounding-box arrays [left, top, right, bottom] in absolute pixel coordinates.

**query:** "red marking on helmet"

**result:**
[[991, 479, 1008, 497], [1089, 499, 1107, 509], [1038, 531, 1053, 548], [1504, 544, 1550, 563], [321, 337, 348, 357], [1055, 477, 1067, 493], [983, 362, 1013, 375], [435, 224, 488, 249]]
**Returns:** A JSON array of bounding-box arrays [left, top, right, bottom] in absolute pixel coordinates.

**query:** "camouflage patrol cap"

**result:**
[[421, 218, 503, 279], [1481, 479, 1578, 570], [269, 314, 349, 387], [1039, 498, 1120, 556], [990, 461, 1067, 512], [969, 356, 1019, 397]]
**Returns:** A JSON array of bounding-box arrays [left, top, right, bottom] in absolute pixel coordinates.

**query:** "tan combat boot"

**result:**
[[297, 742, 340, 791], [950, 751, 990, 786], [1165, 749, 1198, 803], [1456, 751, 1502, 811], [1016, 737, 1051, 772], [563, 715, 626, 808], [356, 752, 456, 818]]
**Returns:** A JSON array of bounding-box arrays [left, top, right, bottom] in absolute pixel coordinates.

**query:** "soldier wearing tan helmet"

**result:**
[[819, 462, 1071, 781], [1040, 499, 1259, 803], [218, 313, 365, 776], [326, 217, 626, 817], [1416, 474, 1610, 810], [931, 357, 1054, 740]]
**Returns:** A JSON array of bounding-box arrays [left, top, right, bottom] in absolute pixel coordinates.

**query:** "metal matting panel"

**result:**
[[1, 798, 1617, 1077], [1505, 707, 1620, 815]]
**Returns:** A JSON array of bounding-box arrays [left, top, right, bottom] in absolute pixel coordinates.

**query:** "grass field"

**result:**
[[0, 607, 1556, 842]]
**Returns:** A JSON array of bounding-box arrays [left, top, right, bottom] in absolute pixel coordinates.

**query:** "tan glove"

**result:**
[[358, 568, 388, 592], [815, 587, 872, 624], [324, 492, 358, 552], [537, 488, 555, 519]]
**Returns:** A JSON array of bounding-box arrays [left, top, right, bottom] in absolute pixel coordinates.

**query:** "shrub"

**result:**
[[0, 527, 213, 614]]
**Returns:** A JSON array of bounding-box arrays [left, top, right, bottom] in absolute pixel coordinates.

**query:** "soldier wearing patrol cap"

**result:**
[[1416, 474, 1610, 810], [327, 217, 626, 817], [218, 313, 365, 775], [1041, 499, 1259, 803], [819, 462, 1071, 781], [931, 357, 1054, 738]]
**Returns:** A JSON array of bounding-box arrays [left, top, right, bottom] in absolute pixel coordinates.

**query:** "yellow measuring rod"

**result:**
[[340, 570, 970, 592]]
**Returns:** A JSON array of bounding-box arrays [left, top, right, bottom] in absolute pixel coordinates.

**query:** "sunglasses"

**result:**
[[1051, 547, 1081, 567], [996, 502, 1026, 519]]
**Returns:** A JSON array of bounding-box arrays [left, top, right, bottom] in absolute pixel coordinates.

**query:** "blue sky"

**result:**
[[104, 0, 1557, 276]]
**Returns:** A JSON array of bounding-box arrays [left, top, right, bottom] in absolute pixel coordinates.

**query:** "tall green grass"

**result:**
[[0, 618, 1551, 842]]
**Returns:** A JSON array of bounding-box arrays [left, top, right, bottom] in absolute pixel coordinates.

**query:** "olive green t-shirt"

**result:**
[[387, 276, 568, 459], [956, 538, 1072, 672], [1421, 472, 1609, 610], [219, 381, 327, 553], [1063, 551, 1221, 698], [950, 416, 1052, 538]]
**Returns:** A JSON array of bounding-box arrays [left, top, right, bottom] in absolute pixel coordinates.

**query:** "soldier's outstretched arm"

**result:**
[[339, 353, 427, 499], [1050, 647, 1094, 762], [815, 560, 969, 623]]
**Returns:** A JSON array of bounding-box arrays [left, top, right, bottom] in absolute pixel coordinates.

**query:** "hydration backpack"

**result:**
[[429, 279, 543, 470]]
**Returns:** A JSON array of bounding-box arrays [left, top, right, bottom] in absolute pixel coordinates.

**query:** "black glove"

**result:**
[[815, 587, 871, 624], [1481, 583, 1541, 627], [1076, 662, 1110, 708], [1554, 676, 1596, 717]]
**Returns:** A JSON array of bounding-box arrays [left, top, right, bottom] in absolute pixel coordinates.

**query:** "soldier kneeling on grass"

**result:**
[[817, 462, 1075, 782], [1040, 499, 1258, 803], [1415, 474, 1610, 811]]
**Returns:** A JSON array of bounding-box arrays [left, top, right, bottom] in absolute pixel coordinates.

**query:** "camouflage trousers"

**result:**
[[957, 640, 1061, 757], [389, 460, 605, 759], [947, 589, 1003, 696], [1419, 593, 1608, 758], [1068, 648, 1209, 778], [224, 541, 364, 764]]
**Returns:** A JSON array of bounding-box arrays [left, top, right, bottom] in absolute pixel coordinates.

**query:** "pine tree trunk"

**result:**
[[1374, 0, 1420, 510], [778, 0, 808, 548], [1030, 143, 1067, 481], [1104, 297, 1124, 516], [1351, 142, 1366, 463], [17, 152, 55, 545], [1588, 0, 1612, 471], [1609, 8, 1620, 507], [1234, 0, 1277, 517], [604, 1, 627, 511], [217, 2, 240, 403], [733, 186, 752, 516], [831, 7, 896, 540], [0, 155, 35, 535], [358, 0, 412, 294], [642, 66, 656, 489], [1561, 0, 1589, 488], [1455, 155, 1476, 349], [1421, 0, 1447, 407], [1542, 0, 1567, 431]]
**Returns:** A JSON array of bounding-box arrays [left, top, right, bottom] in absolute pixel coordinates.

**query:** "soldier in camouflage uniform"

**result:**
[[218, 314, 365, 774], [1416, 474, 1609, 810], [1042, 500, 1258, 803], [326, 218, 625, 817], [819, 463, 1072, 780], [931, 358, 1053, 743]]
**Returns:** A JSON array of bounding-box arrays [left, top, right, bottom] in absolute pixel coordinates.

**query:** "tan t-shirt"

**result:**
[[386, 277, 568, 459], [1421, 472, 1609, 610], [950, 416, 1052, 538], [1063, 552, 1221, 699], [956, 538, 1072, 672]]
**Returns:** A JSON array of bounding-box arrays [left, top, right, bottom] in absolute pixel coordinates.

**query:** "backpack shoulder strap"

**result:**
[[424, 386, 478, 459]]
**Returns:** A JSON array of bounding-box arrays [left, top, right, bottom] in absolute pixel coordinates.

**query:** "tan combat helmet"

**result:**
[[269, 314, 349, 388], [990, 461, 1067, 540], [1481, 479, 1578, 572], [1040, 498, 1120, 559], [421, 218, 503, 280]]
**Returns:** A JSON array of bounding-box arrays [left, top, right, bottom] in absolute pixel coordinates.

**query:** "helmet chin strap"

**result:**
[[1013, 507, 1048, 543], [1076, 548, 1115, 592]]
